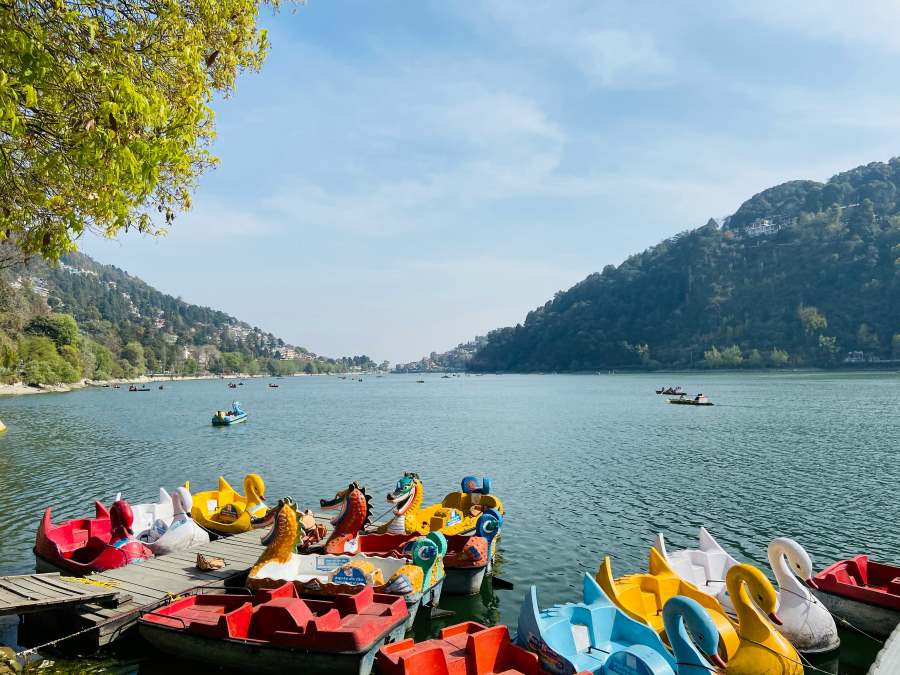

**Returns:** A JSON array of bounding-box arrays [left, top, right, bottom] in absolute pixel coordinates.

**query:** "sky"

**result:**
[[83, 0, 900, 364]]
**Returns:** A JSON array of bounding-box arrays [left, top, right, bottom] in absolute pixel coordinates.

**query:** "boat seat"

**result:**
[[249, 597, 341, 643], [886, 577, 900, 595], [186, 601, 253, 639]]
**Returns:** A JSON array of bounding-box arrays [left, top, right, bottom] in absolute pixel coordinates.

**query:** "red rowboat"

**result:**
[[810, 554, 900, 638], [376, 621, 545, 675], [140, 582, 409, 675], [34, 500, 153, 575]]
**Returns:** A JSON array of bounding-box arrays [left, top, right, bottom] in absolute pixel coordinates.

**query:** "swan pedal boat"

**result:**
[[598, 548, 802, 674], [655, 527, 839, 653], [810, 555, 900, 638], [380, 474, 504, 538], [516, 573, 725, 674], [189, 474, 267, 536], [377, 621, 554, 675], [317, 481, 503, 595], [118, 487, 210, 555], [139, 581, 408, 675], [248, 501, 446, 629], [34, 500, 153, 574], [212, 402, 247, 425]]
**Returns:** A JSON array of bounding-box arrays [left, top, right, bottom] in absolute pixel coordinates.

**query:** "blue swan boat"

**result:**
[[211, 401, 248, 426], [516, 573, 725, 675]]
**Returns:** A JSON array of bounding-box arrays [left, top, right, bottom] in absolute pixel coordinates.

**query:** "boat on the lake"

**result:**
[[667, 393, 713, 406], [377, 474, 504, 538], [810, 555, 900, 638], [247, 503, 445, 629], [597, 548, 802, 672], [377, 621, 544, 675], [189, 474, 267, 535], [655, 527, 840, 653], [268, 383, 279, 388], [139, 581, 408, 675], [316, 482, 503, 595], [228, 382, 237, 389], [120, 487, 210, 556], [211, 401, 247, 426], [128, 384, 151, 392], [34, 499, 153, 574], [0, 419, 5, 433], [516, 573, 725, 675], [656, 386, 683, 395]]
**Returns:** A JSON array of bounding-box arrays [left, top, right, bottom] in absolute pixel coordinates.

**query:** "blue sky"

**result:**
[[84, 1, 900, 363]]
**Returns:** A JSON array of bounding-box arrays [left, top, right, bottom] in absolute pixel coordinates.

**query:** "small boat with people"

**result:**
[[810, 554, 900, 638], [128, 384, 152, 392], [34, 499, 153, 574], [667, 393, 713, 406], [268, 383, 279, 388], [139, 581, 409, 675], [228, 382, 237, 389], [212, 401, 247, 426], [655, 527, 840, 653], [656, 386, 683, 395]]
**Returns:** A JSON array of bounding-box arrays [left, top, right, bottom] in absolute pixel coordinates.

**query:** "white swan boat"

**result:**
[[116, 487, 209, 556], [655, 527, 840, 654]]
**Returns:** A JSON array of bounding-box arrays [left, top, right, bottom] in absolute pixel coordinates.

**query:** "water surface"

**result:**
[[0, 372, 896, 672]]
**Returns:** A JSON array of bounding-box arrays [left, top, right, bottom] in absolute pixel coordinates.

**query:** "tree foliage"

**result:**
[[0, 0, 281, 262]]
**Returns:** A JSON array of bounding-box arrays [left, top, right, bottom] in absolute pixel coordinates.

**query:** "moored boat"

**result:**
[[125, 486, 210, 556], [189, 474, 267, 535], [376, 622, 544, 675], [34, 499, 153, 574], [810, 555, 900, 638], [0, 419, 5, 433], [655, 527, 840, 653], [317, 481, 503, 595], [211, 401, 247, 425], [139, 581, 409, 675]]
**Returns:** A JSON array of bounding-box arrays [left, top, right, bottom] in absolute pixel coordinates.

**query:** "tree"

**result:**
[[746, 349, 763, 368], [768, 349, 790, 367], [25, 313, 78, 347], [1, 0, 283, 262], [122, 341, 145, 373], [798, 306, 827, 336], [703, 346, 723, 368]]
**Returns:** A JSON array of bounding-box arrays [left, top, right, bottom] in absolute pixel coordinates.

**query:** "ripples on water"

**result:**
[[0, 372, 896, 672]]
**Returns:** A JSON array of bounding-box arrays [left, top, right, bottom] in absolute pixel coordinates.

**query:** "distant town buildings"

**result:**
[[394, 336, 488, 373]]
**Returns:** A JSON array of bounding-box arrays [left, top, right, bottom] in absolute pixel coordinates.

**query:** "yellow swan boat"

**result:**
[[188, 474, 267, 535], [597, 547, 740, 660], [378, 473, 504, 537], [598, 548, 801, 673]]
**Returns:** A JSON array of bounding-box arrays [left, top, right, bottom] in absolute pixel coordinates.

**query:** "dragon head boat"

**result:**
[[35, 499, 153, 574], [516, 573, 726, 675], [317, 481, 503, 595], [378, 473, 504, 537], [248, 499, 446, 628], [189, 474, 268, 535]]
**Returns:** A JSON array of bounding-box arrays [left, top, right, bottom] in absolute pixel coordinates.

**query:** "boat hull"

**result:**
[[811, 588, 900, 638], [211, 413, 247, 426], [139, 620, 405, 675], [443, 566, 486, 596]]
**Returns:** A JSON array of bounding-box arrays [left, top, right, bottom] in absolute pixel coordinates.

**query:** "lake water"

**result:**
[[0, 372, 897, 673]]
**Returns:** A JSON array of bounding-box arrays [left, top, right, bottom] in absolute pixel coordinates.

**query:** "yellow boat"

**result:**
[[188, 474, 267, 535], [0, 419, 6, 433], [379, 473, 504, 537], [597, 547, 740, 660], [598, 548, 802, 673]]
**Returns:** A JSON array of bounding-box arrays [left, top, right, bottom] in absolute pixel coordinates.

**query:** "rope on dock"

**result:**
[[59, 576, 119, 589]]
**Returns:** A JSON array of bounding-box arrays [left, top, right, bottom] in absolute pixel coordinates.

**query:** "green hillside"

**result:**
[[469, 159, 900, 372], [0, 251, 375, 384]]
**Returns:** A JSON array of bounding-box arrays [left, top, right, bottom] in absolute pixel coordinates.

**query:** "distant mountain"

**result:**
[[469, 159, 900, 372], [394, 337, 488, 373], [0, 250, 375, 384]]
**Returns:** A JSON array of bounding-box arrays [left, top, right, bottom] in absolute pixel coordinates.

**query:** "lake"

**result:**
[[0, 371, 897, 673]]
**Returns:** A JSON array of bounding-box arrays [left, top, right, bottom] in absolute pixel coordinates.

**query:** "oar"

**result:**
[[491, 575, 515, 590], [430, 606, 456, 619]]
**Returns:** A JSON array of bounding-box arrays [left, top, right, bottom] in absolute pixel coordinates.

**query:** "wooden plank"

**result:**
[[19, 576, 83, 598]]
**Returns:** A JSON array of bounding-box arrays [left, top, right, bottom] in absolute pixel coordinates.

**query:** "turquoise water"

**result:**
[[0, 372, 896, 672]]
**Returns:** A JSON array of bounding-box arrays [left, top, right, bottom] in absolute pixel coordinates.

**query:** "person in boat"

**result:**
[[694, 393, 702, 402]]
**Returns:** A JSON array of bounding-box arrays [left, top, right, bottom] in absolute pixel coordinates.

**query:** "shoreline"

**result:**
[[0, 373, 272, 398]]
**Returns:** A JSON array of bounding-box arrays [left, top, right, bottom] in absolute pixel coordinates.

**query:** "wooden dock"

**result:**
[[0, 573, 129, 616], [17, 512, 334, 651]]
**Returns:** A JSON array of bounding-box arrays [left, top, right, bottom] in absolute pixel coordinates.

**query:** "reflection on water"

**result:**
[[0, 372, 896, 673]]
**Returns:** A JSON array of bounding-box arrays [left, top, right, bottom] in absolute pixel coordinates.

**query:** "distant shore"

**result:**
[[0, 373, 301, 397]]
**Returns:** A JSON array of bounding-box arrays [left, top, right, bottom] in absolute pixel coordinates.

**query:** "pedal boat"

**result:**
[[376, 621, 547, 675], [656, 527, 839, 653], [247, 502, 446, 629], [139, 581, 408, 675], [598, 550, 802, 674], [34, 500, 153, 575], [379, 474, 504, 537], [127, 487, 210, 556], [810, 555, 900, 638], [189, 474, 267, 535], [212, 401, 247, 425], [317, 481, 503, 596], [515, 573, 725, 674]]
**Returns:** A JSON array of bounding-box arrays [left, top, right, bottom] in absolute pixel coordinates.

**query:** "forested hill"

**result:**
[[0, 251, 376, 384], [469, 159, 900, 372]]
